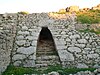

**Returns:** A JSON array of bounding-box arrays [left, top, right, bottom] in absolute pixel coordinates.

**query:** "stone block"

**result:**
[[77, 63, 88, 68], [69, 34, 80, 39], [23, 60, 35, 67], [77, 39, 87, 44], [68, 47, 81, 53], [26, 36, 33, 40], [22, 26, 28, 31], [58, 50, 74, 62], [12, 54, 26, 60], [56, 46, 67, 50], [66, 38, 71, 42], [18, 31, 30, 35], [75, 44, 85, 48], [16, 35, 24, 40], [16, 40, 26, 46], [54, 40, 66, 46], [17, 46, 36, 55], [29, 54, 36, 60], [87, 54, 99, 59], [31, 41, 37, 46], [13, 61, 22, 66]]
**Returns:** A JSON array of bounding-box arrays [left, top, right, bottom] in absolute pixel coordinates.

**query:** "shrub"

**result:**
[[77, 10, 100, 24]]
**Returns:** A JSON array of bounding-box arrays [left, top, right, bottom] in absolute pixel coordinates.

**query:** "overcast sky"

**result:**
[[0, 0, 100, 13]]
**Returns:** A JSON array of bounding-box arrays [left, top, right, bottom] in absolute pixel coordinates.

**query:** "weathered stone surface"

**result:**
[[48, 71, 59, 75], [77, 63, 88, 68], [17, 46, 36, 54], [77, 39, 87, 44], [26, 36, 33, 40], [16, 40, 26, 46], [16, 35, 24, 40], [22, 26, 28, 30], [56, 46, 67, 50], [18, 31, 30, 35], [13, 61, 22, 66], [70, 34, 80, 39], [29, 54, 36, 60], [68, 47, 81, 52], [75, 44, 85, 48], [93, 64, 100, 68], [87, 54, 99, 58], [66, 38, 71, 42], [58, 50, 74, 61], [12, 54, 26, 60], [55, 40, 66, 46], [31, 41, 37, 46], [23, 60, 35, 67]]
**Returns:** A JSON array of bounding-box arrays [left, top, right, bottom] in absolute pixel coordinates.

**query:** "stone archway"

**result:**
[[36, 27, 60, 67]]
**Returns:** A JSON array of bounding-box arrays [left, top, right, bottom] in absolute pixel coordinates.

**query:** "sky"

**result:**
[[0, 0, 100, 13]]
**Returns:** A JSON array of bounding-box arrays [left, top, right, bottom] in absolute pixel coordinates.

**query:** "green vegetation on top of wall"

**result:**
[[79, 28, 100, 34], [76, 10, 100, 24]]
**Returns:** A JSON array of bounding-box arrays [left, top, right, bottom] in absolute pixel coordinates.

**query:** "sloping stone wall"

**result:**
[[0, 13, 100, 74]]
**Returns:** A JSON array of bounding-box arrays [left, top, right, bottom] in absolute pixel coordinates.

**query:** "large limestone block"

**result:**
[[58, 50, 74, 62], [68, 47, 81, 52], [17, 46, 36, 55]]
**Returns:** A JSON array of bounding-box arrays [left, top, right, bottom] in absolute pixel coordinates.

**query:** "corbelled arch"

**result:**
[[36, 27, 61, 67]]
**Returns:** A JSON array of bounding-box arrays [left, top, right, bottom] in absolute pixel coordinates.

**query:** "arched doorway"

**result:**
[[36, 27, 60, 67]]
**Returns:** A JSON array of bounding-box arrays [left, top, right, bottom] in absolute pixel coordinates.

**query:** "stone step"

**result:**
[[36, 60, 50, 64], [36, 60, 60, 64], [35, 64, 48, 68], [36, 52, 56, 55], [36, 55, 59, 60], [37, 49, 56, 52]]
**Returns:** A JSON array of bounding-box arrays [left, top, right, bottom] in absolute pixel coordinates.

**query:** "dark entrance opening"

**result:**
[[39, 27, 54, 41], [36, 27, 60, 67]]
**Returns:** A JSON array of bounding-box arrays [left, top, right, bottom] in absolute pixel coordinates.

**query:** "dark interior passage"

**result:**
[[39, 27, 53, 40], [36, 27, 60, 67], [36, 27, 57, 56]]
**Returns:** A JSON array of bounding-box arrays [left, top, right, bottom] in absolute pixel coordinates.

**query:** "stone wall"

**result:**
[[0, 13, 17, 74], [0, 13, 100, 74]]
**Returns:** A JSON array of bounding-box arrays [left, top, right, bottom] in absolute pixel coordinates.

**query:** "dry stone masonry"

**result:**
[[0, 13, 100, 74]]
